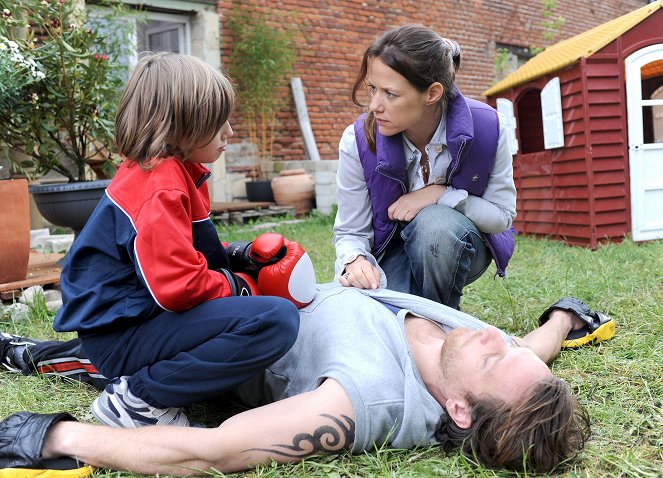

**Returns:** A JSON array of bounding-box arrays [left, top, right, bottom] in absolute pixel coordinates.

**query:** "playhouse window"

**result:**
[[642, 79, 663, 144], [517, 89, 545, 153]]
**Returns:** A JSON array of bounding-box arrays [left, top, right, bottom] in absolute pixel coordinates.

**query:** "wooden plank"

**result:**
[[0, 272, 61, 295], [212, 205, 297, 226], [0, 252, 64, 294], [210, 201, 274, 213]]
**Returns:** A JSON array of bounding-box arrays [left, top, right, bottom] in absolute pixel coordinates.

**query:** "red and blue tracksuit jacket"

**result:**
[[54, 158, 234, 334]]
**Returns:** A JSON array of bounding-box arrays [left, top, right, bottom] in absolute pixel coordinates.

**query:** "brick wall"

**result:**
[[216, 0, 645, 164]]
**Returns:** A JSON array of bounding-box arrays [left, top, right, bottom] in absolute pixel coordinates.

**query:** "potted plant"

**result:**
[[0, 0, 131, 236], [0, 27, 46, 282], [227, 8, 297, 202]]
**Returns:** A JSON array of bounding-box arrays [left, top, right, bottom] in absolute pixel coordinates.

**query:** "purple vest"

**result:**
[[354, 89, 517, 277]]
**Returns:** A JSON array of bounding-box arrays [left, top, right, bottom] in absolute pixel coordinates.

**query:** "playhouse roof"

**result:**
[[483, 0, 663, 96]]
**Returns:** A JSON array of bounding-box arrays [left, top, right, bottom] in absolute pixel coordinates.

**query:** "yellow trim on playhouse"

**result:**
[[484, 0, 663, 96]]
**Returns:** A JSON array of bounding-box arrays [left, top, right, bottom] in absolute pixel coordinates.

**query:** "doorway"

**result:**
[[625, 44, 663, 241]]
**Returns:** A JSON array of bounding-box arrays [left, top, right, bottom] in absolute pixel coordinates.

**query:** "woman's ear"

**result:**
[[426, 82, 444, 105], [445, 397, 472, 429]]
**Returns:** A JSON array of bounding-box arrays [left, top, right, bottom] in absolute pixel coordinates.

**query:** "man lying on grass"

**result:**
[[0, 285, 615, 475]]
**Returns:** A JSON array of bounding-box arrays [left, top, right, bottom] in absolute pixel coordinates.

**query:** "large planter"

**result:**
[[271, 168, 315, 216], [29, 179, 111, 237], [0, 179, 31, 283]]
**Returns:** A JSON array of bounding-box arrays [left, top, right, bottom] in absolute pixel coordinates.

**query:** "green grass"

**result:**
[[1, 212, 662, 477]]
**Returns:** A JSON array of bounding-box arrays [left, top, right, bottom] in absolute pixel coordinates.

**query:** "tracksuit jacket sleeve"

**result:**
[[133, 188, 233, 311]]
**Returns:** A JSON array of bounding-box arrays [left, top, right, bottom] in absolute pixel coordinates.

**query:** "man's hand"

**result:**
[[339, 256, 380, 290], [387, 185, 446, 222]]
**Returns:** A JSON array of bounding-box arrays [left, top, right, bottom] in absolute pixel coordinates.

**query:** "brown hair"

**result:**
[[115, 51, 235, 167], [351, 25, 461, 152], [435, 377, 591, 473]]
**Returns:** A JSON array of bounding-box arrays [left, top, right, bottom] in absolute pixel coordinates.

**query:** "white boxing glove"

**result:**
[[256, 239, 316, 308]]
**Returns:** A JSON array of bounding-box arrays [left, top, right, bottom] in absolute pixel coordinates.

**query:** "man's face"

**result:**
[[440, 326, 552, 404]]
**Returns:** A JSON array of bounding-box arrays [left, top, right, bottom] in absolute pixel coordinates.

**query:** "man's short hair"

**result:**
[[435, 377, 591, 472]]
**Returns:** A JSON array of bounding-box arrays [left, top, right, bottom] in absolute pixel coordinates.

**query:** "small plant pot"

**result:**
[[271, 168, 315, 216], [246, 179, 275, 203]]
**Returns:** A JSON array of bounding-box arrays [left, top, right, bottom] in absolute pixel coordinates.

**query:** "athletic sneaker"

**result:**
[[0, 332, 35, 373], [92, 376, 190, 428]]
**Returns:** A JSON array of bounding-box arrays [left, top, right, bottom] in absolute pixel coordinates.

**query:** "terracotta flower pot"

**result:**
[[0, 179, 31, 284], [271, 168, 315, 216]]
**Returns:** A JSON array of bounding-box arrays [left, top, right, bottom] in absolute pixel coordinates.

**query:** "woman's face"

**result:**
[[366, 57, 431, 137]]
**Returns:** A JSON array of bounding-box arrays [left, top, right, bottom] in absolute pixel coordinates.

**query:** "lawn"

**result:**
[[1, 211, 662, 477]]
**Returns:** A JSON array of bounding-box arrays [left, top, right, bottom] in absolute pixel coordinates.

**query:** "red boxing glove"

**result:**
[[257, 239, 316, 308], [217, 269, 261, 297], [224, 233, 286, 278]]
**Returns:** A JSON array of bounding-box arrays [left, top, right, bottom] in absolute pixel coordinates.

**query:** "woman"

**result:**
[[333, 25, 517, 309]]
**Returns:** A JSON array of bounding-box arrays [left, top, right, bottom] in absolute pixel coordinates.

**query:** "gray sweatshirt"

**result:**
[[235, 284, 513, 452]]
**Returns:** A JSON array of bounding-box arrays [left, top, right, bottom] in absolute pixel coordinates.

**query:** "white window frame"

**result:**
[[139, 11, 191, 56]]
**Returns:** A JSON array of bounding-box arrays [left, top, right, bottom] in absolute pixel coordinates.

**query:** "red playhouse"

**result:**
[[484, 0, 663, 248]]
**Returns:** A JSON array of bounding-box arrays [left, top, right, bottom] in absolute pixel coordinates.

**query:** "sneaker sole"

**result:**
[[1, 363, 22, 373], [562, 318, 616, 349]]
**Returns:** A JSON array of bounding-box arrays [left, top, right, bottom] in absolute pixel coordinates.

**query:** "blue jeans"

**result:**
[[378, 205, 491, 310], [81, 296, 299, 408]]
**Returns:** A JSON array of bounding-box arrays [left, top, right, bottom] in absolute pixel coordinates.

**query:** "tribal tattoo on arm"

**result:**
[[246, 414, 355, 458]]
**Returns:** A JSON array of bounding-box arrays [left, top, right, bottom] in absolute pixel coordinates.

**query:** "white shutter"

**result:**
[[541, 77, 564, 149], [496, 98, 519, 155]]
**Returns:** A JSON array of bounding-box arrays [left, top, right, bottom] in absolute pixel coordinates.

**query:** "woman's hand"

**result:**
[[339, 256, 381, 289], [387, 185, 446, 222]]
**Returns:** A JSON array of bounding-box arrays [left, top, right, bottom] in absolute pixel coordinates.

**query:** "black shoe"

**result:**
[[539, 297, 616, 349], [0, 333, 36, 373]]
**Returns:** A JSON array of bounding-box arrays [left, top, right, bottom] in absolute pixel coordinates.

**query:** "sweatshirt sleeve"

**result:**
[[333, 124, 380, 277], [450, 112, 517, 233], [132, 188, 233, 311]]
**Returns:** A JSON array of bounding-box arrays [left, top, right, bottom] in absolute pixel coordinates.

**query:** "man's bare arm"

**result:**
[[43, 378, 355, 475], [513, 310, 581, 364]]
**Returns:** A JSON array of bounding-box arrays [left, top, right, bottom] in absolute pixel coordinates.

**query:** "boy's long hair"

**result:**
[[435, 377, 591, 473], [115, 51, 235, 166], [351, 25, 461, 152]]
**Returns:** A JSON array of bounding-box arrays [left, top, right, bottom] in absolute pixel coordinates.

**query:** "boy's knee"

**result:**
[[263, 298, 300, 349]]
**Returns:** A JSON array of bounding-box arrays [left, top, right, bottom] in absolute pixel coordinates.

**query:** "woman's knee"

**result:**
[[407, 205, 474, 242]]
